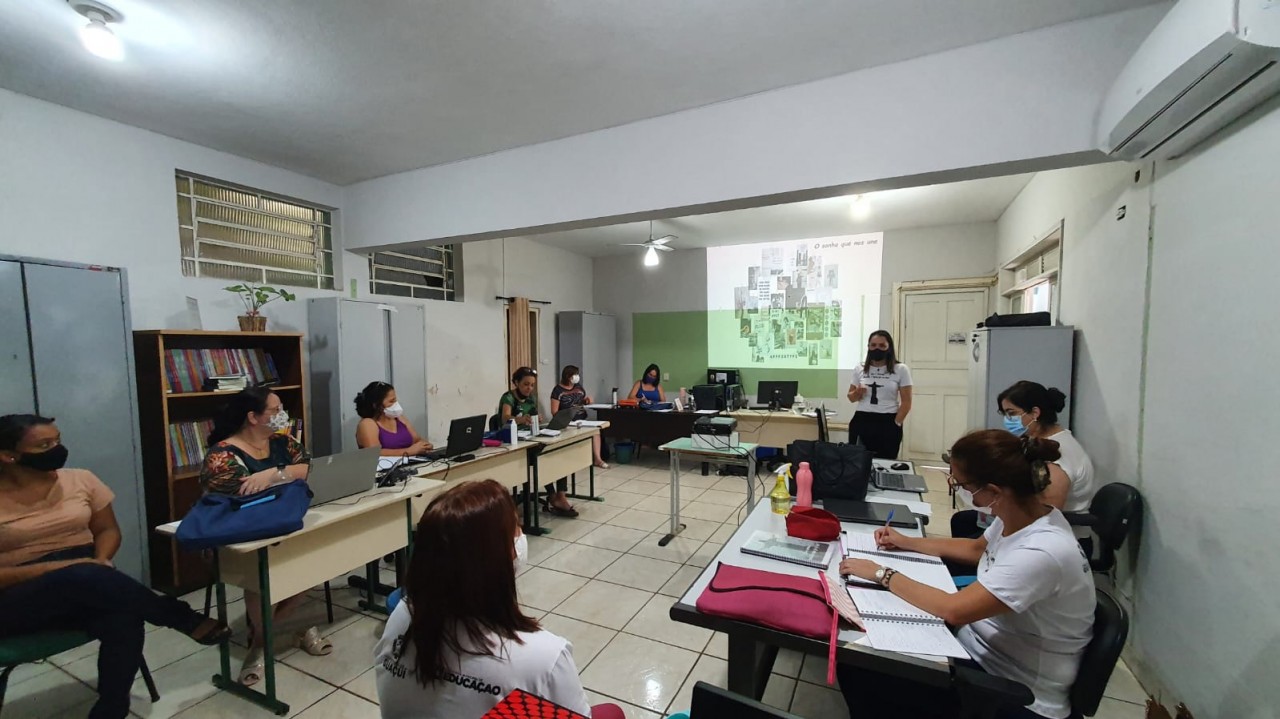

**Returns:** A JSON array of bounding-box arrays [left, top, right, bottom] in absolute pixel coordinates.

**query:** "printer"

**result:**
[[691, 416, 739, 451]]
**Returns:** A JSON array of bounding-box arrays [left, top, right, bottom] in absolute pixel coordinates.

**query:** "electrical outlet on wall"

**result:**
[[663, 372, 670, 381]]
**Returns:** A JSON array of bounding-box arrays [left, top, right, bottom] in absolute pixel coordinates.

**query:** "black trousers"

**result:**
[[837, 661, 1049, 719], [849, 411, 903, 459], [0, 547, 206, 719]]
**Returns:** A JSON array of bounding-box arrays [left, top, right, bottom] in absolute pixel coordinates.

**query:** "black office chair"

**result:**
[[1064, 483, 1143, 574], [956, 588, 1130, 719], [679, 681, 803, 719]]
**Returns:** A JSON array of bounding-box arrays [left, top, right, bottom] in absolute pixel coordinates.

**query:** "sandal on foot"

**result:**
[[544, 502, 579, 518], [296, 626, 333, 656], [594, 461, 610, 470], [239, 647, 264, 686]]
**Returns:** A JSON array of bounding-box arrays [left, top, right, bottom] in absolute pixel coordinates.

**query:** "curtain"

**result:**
[[507, 297, 533, 380]]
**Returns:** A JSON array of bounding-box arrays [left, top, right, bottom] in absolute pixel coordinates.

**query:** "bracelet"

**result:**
[[881, 567, 898, 588], [276, 467, 289, 483]]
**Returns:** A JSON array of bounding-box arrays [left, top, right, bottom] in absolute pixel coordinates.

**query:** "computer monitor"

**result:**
[[757, 380, 799, 410], [692, 384, 723, 411], [707, 368, 739, 385]]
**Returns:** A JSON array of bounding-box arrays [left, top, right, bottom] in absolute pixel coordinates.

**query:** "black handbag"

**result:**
[[979, 311, 1051, 327], [786, 440, 872, 501]]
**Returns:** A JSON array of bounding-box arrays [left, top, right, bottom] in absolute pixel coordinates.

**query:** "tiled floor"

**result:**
[[5, 455, 1148, 718]]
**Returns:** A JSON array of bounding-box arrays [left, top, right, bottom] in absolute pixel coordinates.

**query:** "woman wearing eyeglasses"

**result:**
[[837, 430, 1096, 719]]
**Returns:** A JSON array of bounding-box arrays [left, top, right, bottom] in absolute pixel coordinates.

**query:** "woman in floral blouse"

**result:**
[[200, 388, 332, 686]]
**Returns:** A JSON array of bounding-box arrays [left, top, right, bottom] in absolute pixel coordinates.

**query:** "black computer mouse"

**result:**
[[891, 462, 910, 471]]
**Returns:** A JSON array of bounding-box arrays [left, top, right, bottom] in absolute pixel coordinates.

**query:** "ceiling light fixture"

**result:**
[[643, 246, 660, 267], [849, 194, 871, 220], [71, 1, 125, 61]]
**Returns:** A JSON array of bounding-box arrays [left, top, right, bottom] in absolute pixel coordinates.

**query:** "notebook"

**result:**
[[842, 534, 956, 593], [739, 531, 835, 569], [847, 586, 970, 658]]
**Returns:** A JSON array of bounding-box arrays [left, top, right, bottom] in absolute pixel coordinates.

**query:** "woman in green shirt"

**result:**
[[499, 367, 577, 518]]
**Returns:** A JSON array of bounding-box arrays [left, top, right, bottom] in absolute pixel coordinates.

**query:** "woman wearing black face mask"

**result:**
[[0, 414, 230, 719], [846, 330, 913, 459]]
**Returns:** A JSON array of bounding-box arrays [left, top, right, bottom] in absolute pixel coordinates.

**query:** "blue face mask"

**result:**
[[1002, 414, 1027, 437]]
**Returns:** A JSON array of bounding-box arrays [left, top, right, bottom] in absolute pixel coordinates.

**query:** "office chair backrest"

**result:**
[[1088, 483, 1143, 572], [1070, 589, 1130, 717], [816, 405, 829, 443], [689, 682, 803, 719]]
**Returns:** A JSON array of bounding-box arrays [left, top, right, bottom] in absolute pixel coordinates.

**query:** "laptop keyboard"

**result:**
[[877, 473, 907, 490]]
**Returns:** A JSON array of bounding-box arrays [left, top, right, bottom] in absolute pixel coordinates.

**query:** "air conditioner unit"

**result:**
[[1097, 0, 1280, 160]]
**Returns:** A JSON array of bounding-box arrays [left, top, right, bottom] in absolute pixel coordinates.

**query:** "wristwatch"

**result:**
[[875, 566, 898, 588]]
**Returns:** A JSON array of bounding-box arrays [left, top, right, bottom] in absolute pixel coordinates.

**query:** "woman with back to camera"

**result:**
[[0, 414, 229, 719], [549, 364, 607, 469], [374, 479, 624, 719], [354, 381, 434, 456], [952, 381, 1097, 554], [837, 430, 1096, 719], [847, 330, 913, 459], [628, 363, 665, 404], [200, 387, 333, 686]]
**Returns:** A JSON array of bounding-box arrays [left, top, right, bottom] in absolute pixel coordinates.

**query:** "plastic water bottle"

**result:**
[[795, 462, 814, 509], [612, 388, 618, 406], [531, 414, 540, 435], [509, 419, 519, 447]]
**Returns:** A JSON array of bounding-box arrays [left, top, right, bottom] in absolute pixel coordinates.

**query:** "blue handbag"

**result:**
[[175, 480, 313, 550]]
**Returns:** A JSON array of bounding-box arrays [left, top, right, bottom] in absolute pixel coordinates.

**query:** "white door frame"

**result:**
[[891, 276, 997, 356]]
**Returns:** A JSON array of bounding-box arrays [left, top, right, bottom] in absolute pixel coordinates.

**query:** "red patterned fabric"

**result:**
[[481, 689, 589, 718]]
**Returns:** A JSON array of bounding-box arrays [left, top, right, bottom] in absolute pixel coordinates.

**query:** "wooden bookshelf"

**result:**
[[134, 330, 307, 593]]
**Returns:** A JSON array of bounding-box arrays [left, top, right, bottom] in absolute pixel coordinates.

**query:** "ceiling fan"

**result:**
[[623, 222, 677, 266]]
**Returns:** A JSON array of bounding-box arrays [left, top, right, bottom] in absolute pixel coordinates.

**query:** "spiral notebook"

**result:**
[[739, 531, 835, 569], [842, 534, 957, 593], [847, 587, 970, 658]]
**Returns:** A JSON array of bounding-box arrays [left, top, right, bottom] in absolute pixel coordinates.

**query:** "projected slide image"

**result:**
[[707, 234, 882, 370]]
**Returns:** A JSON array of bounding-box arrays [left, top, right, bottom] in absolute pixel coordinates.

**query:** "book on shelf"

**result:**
[[167, 419, 214, 469], [163, 348, 280, 394], [202, 374, 249, 392]]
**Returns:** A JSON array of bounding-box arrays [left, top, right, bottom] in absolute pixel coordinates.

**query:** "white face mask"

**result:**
[[956, 486, 998, 516], [513, 532, 529, 572], [383, 401, 404, 418], [570, 374, 581, 385], [267, 408, 291, 432]]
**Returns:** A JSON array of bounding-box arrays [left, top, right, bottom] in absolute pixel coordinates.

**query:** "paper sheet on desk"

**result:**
[[377, 457, 399, 471], [693, 409, 719, 415], [570, 420, 607, 428]]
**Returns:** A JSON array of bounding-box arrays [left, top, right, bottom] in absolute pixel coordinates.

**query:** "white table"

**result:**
[[657, 438, 759, 546], [156, 476, 445, 715], [525, 425, 606, 532]]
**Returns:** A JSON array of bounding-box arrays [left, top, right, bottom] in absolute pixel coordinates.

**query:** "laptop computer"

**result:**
[[424, 414, 487, 461], [544, 406, 577, 431], [308, 446, 382, 505], [873, 468, 929, 493], [820, 498, 917, 528]]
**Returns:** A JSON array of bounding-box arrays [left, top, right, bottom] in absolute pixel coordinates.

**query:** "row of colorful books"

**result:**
[[164, 348, 280, 394], [168, 417, 305, 470]]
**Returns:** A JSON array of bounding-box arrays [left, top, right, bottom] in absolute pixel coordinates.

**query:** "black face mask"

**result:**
[[867, 349, 888, 361], [17, 444, 69, 472], [646, 375, 658, 384]]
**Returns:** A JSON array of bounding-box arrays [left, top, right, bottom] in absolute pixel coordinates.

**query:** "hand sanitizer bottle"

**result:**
[[770, 466, 793, 515]]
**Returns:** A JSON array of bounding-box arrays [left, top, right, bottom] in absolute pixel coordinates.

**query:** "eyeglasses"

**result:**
[[945, 473, 983, 493]]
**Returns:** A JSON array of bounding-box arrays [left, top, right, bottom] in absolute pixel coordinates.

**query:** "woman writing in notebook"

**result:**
[[354, 381, 434, 456], [200, 388, 334, 686], [837, 430, 1096, 719], [549, 364, 607, 469], [498, 367, 577, 518], [627, 363, 665, 404]]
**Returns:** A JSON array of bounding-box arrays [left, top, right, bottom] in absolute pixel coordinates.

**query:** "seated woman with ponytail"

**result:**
[[200, 388, 332, 686], [354, 381, 434, 456], [837, 431, 1096, 719], [0, 414, 229, 719]]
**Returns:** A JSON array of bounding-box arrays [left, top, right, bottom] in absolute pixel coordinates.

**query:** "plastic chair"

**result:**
[[0, 631, 160, 713], [666, 681, 803, 719], [1064, 483, 1143, 574]]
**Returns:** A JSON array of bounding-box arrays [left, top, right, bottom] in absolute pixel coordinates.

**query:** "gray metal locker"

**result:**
[[967, 326, 1075, 432], [308, 298, 428, 455], [557, 311, 618, 403], [0, 256, 148, 582]]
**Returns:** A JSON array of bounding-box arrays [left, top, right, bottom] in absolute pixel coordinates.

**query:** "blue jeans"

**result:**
[[0, 546, 205, 719]]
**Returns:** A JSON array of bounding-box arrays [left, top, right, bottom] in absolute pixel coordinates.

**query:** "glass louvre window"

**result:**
[[369, 245, 458, 301], [177, 173, 335, 290]]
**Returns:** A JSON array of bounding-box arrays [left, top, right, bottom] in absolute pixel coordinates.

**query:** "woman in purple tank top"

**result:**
[[354, 382, 434, 456]]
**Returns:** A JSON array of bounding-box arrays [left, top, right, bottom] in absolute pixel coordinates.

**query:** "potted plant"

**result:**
[[224, 284, 296, 332]]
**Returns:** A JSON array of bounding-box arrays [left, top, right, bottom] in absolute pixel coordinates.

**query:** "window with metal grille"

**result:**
[[368, 245, 459, 301], [176, 173, 335, 290]]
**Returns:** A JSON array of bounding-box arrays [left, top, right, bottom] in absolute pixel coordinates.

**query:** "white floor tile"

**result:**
[[631, 495, 678, 515], [697, 489, 748, 507], [628, 533, 706, 565], [538, 614, 619, 671], [598, 490, 648, 509], [584, 691, 663, 719], [708, 523, 737, 544], [2, 657, 60, 688], [280, 615, 384, 688], [171, 663, 335, 718], [650, 485, 706, 503], [571, 502, 627, 525], [666, 654, 727, 715], [291, 689, 379, 718], [539, 543, 624, 579], [1091, 696, 1148, 719], [615, 478, 668, 496], [685, 542, 724, 568], [526, 535, 571, 565], [658, 565, 706, 599], [124, 645, 225, 718], [555, 580, 652, 631], [1103, 660, 1148, 705], [607, 508, 670, 533], [516, 567, 590, 611], [762, 673, 798, 711], [704, 632, 728, 659], [343, 667, 379, 704], [579, 634, 699, 713], [537, 517, 602, 543], [578, 524, 650, 553], [597, 554, 682, 592], [0, 666, 97, 719], [622, 594, 713, 653], [680, 502, 736, 523], [789, 679, 850, 719]]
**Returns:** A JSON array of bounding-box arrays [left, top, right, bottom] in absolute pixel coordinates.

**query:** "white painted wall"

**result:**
[[880, 222, 998, 329], [343, 5, 1168, 249], [1129, 99, 1280, 719]]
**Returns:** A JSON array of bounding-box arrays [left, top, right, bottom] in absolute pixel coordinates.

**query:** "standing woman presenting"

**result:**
[[847, 330, 913, 459]]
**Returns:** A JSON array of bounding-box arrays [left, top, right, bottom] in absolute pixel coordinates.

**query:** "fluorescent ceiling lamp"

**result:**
[[643, 246, 660, 267], [73, 2, 124, 61], [849, 194, 871, 220]]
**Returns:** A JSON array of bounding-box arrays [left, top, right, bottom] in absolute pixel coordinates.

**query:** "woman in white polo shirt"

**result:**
[[374, 479, 623, 719], [838, 430, 1096, 719], [846, 330, 913, 459]]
